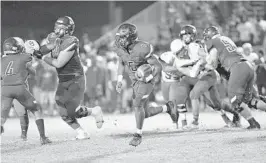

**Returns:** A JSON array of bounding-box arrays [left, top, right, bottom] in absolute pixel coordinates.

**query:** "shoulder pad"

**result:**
[[60, 36, 79, 51], [170, 39, 184, 53]]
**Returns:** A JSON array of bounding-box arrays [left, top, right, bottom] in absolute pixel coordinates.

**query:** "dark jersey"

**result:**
[[51, 35, 84, 82], [115, 40, 152, 82], [1, 53, 32, 86], [205, 35, 243, 71]]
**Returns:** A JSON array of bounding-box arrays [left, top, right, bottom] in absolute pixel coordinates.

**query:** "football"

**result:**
[[135, 64, 153, 82]]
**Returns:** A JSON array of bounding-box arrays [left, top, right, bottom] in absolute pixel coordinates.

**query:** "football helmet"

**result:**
[[179, 25, 197, 45], [3, 37, 25, 55], [115, 23, 138, 48], [54, 16, 75, 37], [203, 26, 220, 41], [25, 40, 40, 54]]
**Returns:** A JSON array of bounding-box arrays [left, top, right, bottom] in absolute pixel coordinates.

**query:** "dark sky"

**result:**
[[1, 1, 154, 40]]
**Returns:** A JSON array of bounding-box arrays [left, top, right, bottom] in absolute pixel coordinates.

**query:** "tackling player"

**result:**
[[1, 37, 51, 145], [161, 25, 238, 128], [33, 16, 104, 139], [203, 26, 261, 129], [114, 23, 178, 147]]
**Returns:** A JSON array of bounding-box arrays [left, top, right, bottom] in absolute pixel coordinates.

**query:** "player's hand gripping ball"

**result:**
[[135, 64, 154, 83]]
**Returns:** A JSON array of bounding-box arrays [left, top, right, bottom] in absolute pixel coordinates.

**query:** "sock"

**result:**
[[239, 103, 253, 120], [136, 129, 142, 135], [162, 105, 167, 112], [179, 113, 187, 121], [20, 113, 29, 136], [135, 107, 145, 130], [35, 119, 45, 138], [75, 127, 85, 134], [145, 106, 163, 118]]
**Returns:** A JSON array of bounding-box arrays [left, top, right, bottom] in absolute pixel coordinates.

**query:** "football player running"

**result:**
[[160, 25, 238, 129], [33, 16, 104, 139], [203, 26, 261, 129], [1, 37, 51, 145], [114, 23, 178, 147]]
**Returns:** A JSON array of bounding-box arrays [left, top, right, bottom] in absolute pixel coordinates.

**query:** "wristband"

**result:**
[[117, 75, 123, 82], [145, 74, 154, 82]]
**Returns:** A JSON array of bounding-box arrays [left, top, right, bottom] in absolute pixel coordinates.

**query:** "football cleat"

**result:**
[[1, 126, 4, 134], [40, 137, 52, 145], [166, 101, 178, 123], [21, 134, 27, 141], [92, 106, 104, 129], [76, 132, 90, 140], [247, 118, 260, 130], [129, 133, 142, 147]]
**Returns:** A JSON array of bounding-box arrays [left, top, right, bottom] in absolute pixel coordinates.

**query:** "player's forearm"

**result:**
[[40, 44, 54, 55], [43, 57, 58, 68], [175, 58, 199, 67], [178, 67, 193, 77]]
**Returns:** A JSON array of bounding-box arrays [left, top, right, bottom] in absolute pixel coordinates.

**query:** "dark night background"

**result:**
[[1, 1, 154, 41]]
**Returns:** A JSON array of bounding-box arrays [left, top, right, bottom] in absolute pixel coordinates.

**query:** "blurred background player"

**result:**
[[114, 23, 178, 146], [33, 16, 104, 140], [203, 26, 261, 129], [1, 37, 51, 145]]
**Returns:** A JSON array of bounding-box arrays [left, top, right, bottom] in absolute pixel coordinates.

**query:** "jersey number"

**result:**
[[5, 61, 14, 76], [221, 39, 236, 53], [128, 61, 137, 72]]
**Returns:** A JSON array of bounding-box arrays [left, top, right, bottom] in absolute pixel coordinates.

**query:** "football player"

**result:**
[[1, 37, 51, 145], [203, 26, 261, 129], [33, 16, 104, 139], [114, 23, 178, 147], [161, 25, 238, 128]]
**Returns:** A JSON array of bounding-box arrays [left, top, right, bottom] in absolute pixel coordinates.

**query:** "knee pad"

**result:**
[[61, 116, 77, 125], [177, 104, 187, 113], [75, 106, 88, 118]]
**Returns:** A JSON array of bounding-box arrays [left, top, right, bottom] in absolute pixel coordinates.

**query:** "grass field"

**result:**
[[1, 111, 266, 163]]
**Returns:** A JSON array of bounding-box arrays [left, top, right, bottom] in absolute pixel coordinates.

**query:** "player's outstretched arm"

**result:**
[[147, 55, 162, 78], [26, 57, 36, 75]]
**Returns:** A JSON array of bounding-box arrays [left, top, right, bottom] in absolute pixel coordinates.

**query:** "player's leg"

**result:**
[[17, 85, 51, 145], [1, 93, 14, 134], [228, 62, 260, 129], [12, 99, 29, 140], [174, 79, 191, 128], [151, 81, 178, 123], [56, 77, 103, 139]]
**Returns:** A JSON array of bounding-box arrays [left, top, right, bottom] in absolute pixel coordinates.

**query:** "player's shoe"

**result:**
[[166, 101, 178, 123], [181, 119, 188, 130], [1, 126, 4, 134], [221, 113, 234, 127], [247, 118, 260, 130], [129, 133, 142, 147], [92, 106, 104, 129], [21, 134, 27, 141], [40, 137, 52, 145], [189, 120, 199, 129], [76, 131, 90, 140]]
